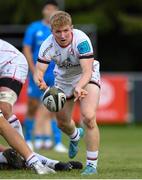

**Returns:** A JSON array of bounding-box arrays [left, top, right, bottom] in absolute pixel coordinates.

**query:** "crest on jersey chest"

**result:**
[[52, 46, 79, 68], [68, 47, 74, 55]]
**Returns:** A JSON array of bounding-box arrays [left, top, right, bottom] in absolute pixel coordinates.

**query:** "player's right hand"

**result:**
[[74, 86, 88, 102]]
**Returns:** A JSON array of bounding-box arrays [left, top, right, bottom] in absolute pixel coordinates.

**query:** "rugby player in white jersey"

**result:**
[[0, 39, 57, 174], [34, 11, 101, 175], [0, 39, 83, 174]]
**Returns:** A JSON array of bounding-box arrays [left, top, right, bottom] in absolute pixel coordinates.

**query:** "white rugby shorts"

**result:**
[[55, 60, 101, 99], [0, 52, 28, 84]]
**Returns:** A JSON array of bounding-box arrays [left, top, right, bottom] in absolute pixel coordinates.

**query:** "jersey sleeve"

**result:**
[[38, 39, 52, 64], [23, 23, 35, 47], [76, 32, 94, 60]]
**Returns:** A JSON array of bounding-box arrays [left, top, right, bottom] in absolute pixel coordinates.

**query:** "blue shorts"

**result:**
[[28, 61, 55, 99]]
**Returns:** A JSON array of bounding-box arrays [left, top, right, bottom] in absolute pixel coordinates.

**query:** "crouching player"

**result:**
[[0, 39, 56, 174], [0, 145, 83, 171], [34, 11, 101, 175]]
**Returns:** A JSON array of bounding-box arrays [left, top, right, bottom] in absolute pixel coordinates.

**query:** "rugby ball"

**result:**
[[42, 87, 66, 112]]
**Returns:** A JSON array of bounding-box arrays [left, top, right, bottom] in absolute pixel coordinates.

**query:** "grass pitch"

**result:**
[[0, 125, 142, 179]]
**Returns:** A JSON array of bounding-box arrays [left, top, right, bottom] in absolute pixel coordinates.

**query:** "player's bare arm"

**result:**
[[23, 45, 35, 74], [34, 61, 48, 90], [74, 58, 94, 101]]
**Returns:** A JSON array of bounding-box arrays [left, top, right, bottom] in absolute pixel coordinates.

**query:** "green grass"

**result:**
[[0, 125, 142, 179]]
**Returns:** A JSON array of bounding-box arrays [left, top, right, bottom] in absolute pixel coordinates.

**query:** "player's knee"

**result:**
[[84, 119, 96, 129], [56, 118, 68, 131], [0, 90, 16, 119], [82, 110, 96, 121], [0, 102, 12, 119], [82, 111, 96, 129]]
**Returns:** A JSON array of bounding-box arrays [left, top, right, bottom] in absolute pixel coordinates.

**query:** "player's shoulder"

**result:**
[[73, 29, 93, 54], [27, 20, 42, 30], [40, 34, 54, 51], [42, 34, 53, 45], [0, 39, 6, 49], [0, 39, 20, 53], [29, 20, 42, 26], [73, 29, 90, 41], [0, 39, 4, 45]]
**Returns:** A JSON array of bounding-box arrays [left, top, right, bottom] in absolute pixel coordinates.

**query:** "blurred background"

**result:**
[[0, 0, 142, 126], [0, 0, 142, 178], [0, 0, 142, 70]]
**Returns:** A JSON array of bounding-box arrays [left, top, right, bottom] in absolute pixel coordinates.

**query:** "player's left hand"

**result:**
[[74, 86, 88, 102]]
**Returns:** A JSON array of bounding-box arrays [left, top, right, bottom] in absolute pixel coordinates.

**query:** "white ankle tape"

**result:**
[[0, 110, 4, 117], [0, 90, 17, 106]]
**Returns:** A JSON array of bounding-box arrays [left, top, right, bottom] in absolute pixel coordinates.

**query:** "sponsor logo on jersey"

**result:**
[[57, 57, 79, 69], [43, 43, 53, 56], [77, 40, 91, 54]]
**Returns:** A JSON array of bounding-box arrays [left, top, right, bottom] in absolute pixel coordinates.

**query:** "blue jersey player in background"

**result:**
[[23, 0, 67, 153]]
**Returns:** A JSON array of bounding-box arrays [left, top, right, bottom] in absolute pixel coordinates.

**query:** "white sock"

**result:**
[[8, 115, 24, 138], [0, 152, 7, 163], [0, 110, 4, 117], [86, 150, 98, 169], [26, 153, 41, 167], [70, 128, 80, 142], [35, 153, 59, 169]]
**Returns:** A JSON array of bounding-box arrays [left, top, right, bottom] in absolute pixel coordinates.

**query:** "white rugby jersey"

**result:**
[[0, 39, 20, 64], [38, 29, 94, 80]]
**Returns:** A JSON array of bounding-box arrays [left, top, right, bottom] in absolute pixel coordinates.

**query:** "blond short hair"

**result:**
[[50, 11, 72, 29]]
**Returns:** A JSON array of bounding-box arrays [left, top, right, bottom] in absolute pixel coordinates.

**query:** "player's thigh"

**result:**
[[27, 97, 39, 117], [80, 84, 100, 121], [0, 87, 18, 119], [56, 99, 74, 123]]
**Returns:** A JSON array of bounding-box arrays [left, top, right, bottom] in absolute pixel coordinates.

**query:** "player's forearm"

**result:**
[[36, 62, 48, 74], [23, 46, 35, 74], [34, 62, 47, 82], [77, 58, 93, 89], [34, 63, 48, 90], [33, 67, 44, 87]]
